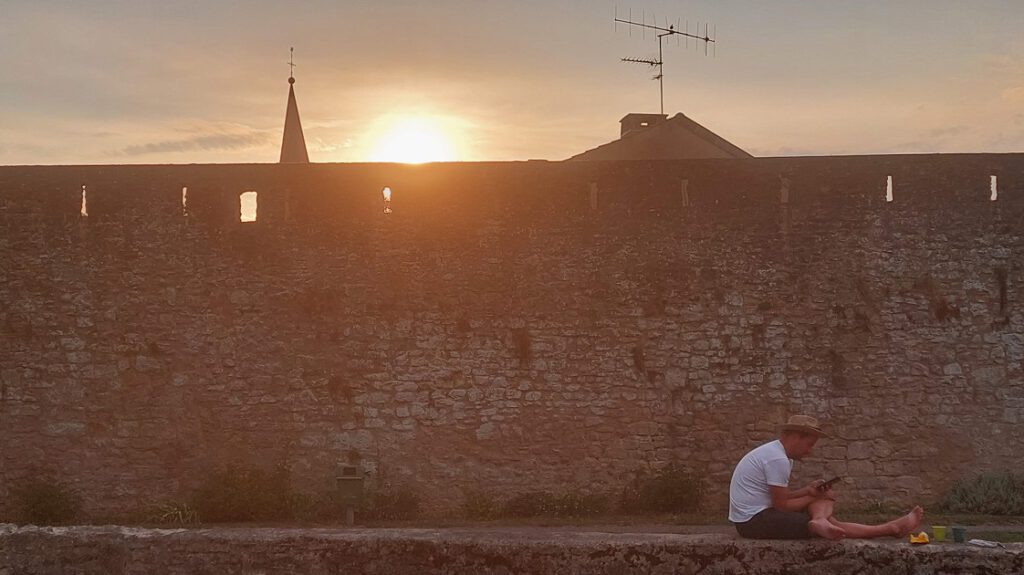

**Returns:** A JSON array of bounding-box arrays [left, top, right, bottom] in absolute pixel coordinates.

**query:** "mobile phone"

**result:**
[[820, 476, 842, 489]]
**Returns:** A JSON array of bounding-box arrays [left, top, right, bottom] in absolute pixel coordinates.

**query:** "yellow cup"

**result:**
[[932, 525, 947, 542]]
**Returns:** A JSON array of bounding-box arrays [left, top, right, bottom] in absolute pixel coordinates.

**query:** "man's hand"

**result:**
[[806, 480, 838, 501], [772, 483, 832, 512], [800, 480, 838, 501], [806, 479, 826, 494]]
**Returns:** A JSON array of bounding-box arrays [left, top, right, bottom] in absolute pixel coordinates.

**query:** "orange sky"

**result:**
[[1, 1, 1022, 165]]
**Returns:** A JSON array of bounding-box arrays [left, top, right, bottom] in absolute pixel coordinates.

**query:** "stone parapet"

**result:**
[[1, 524, 1022, 575]]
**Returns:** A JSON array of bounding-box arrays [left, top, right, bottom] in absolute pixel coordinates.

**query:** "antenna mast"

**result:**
[[614, 8, 716, 115], [288, 47, 296, 83]]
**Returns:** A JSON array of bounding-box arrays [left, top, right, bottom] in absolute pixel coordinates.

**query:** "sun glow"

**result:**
[[369, 116, 461, 163]]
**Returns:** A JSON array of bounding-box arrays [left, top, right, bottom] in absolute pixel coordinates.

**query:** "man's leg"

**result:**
[[736, 508, 816, 539], [806, 498, 845, 540], [826, 506, 925, 539]]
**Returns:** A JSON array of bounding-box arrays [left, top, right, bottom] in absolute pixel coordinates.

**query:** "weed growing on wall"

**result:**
[[462, 490, 502, 520], [364, 484, 421, 521], [145, 501, 200, 525], [501, 492, 563, 518], [10, 476, 81, 525], [622, 465, 706, 514], [545, 492, 609, 517], [189, 464, 298, 522], [940, 472, 1024, 515], [463, 490, 610, 519]]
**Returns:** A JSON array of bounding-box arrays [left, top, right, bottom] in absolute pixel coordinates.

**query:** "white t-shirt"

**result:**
[[728, 439, 793, 523]]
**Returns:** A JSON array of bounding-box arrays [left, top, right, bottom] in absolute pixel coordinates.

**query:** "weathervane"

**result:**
[[288, 47, 296, 84], [615, 7, 716, 115]]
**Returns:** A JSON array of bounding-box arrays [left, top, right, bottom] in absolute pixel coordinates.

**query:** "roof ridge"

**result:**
[[567, 112, 752, 161]]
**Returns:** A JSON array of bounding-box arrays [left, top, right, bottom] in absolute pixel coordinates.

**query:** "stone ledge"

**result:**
[[1, 524, 1022, 575]]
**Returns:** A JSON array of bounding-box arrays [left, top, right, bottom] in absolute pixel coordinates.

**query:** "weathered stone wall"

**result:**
[[2, 524, 1023, 575], [1, 155, 1023, 518]]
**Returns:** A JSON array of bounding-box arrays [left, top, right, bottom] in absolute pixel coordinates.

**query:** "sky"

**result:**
[[1, 0, 1022, 165]]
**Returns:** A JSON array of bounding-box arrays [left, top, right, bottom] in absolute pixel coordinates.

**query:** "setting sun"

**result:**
[[369, 116, 460, 163]]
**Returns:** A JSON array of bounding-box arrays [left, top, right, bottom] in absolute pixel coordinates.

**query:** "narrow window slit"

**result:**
[[182, 187, 189, 216], [990, 175, 998, 201], [382, 187, 393, 214], [240, 191, 257, 223], [995, 267, 1008, 314], [80, 185, 88, 217], [885, 176, 893, 202]]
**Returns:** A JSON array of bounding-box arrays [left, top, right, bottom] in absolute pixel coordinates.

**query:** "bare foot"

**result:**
[[889, 506, 925, 537], [809, 518, 846, 541]]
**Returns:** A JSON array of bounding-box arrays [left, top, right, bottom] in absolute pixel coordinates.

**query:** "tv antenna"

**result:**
[[615, 7, 716, 115]]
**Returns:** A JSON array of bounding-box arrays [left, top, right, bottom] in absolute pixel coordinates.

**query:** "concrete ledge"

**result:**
[[2, 524, 1022, 574]]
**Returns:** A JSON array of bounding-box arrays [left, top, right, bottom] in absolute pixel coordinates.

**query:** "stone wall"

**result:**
[[1, 155, 1023, 518]]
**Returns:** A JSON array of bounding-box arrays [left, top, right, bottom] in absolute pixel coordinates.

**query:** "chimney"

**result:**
[[619, 113, 668, 138]]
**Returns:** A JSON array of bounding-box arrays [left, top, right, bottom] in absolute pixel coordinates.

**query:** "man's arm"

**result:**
[[769, 481, 826, 512]]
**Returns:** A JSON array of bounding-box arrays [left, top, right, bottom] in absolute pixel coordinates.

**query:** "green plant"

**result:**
[[146, 501, 200, 525], [189, 464, 297, 523], [364, 484, 421, 521], [940, 472, 1024, 516], [552, 492, 610, 517], [622, 465, 705, 514], [971, 531, 1024, 543], [500, 491, 610, 518], [288, 491, 327, 521], [462, 490, 501, 520], [848, 498, 902, 515], [501, 491, 560, 518], [11, 476, 81, 525]]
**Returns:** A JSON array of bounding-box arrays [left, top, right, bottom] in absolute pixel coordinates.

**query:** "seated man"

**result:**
[[729, 415, 924, 540]]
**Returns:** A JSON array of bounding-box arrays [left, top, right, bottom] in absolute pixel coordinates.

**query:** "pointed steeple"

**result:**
[[280, 47, 310, 163]]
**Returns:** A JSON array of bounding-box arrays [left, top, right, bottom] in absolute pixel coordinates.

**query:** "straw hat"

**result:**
[[780, 415, 829, 437]]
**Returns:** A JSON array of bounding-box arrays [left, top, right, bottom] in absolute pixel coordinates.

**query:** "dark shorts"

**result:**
[[734, 508, 812, 539]]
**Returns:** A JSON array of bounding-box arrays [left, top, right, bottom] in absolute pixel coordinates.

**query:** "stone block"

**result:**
[[475, 422, 495, 440], [847, 460, 875, 476], [60, 336, 86, 351], [942, 363, 963, 376], [1003, 408, 1020, 424], [66, 351, 91, 363], [134, 356, 162, 372], [846, 441, 872, 460]]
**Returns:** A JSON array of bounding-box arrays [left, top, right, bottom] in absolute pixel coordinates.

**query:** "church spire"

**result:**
[[280, 47, 310, 163]]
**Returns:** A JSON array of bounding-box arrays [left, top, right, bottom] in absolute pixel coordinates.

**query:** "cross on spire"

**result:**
[[288, 47, 296, 82]]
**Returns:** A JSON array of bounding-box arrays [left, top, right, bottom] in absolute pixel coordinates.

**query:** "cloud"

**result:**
[[985, 130, 1024, 151], [1002, 86, 1024, 103], [121, 132, 270, 156], [925, 126, 969, 138], [0, 140, 62, 163], [307, 137, 340, 153]]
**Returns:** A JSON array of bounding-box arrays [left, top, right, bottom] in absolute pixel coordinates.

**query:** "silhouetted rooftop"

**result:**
[[569, 112, 752, 161]]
